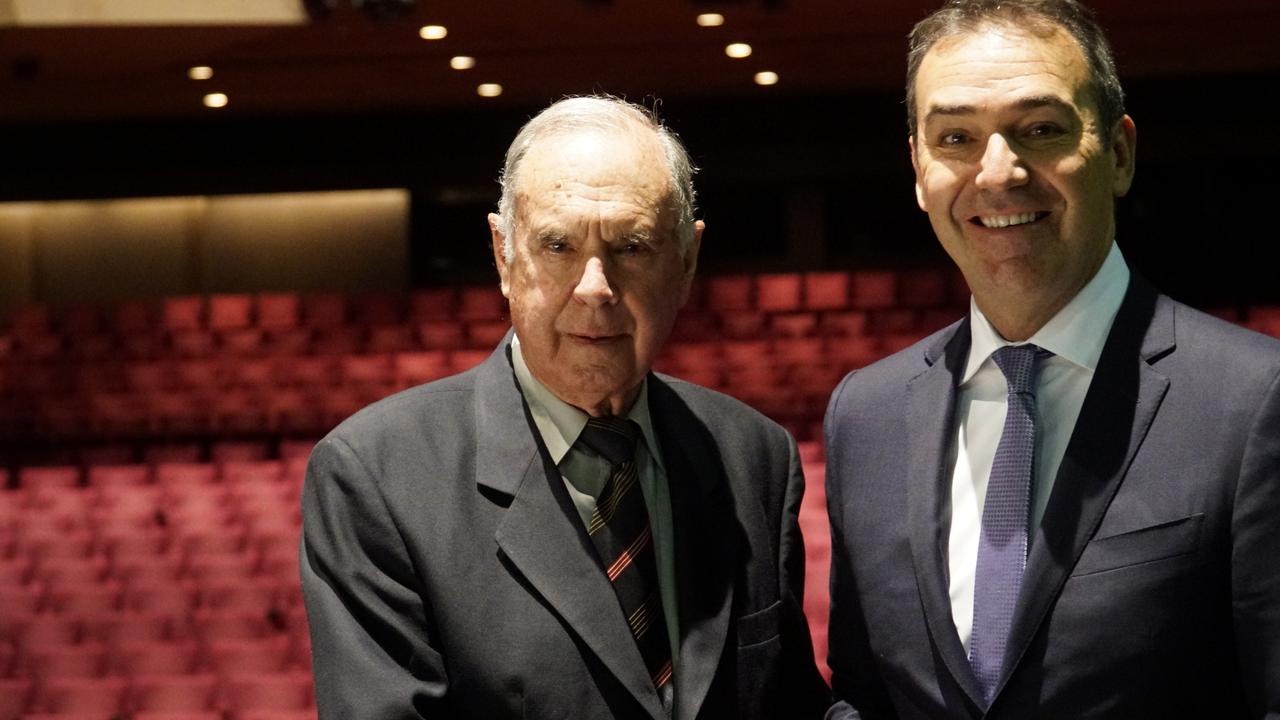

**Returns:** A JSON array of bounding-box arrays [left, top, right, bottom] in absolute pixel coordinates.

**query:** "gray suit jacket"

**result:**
[[301, 338, 829, 719], [824, 280, 1280, 718]]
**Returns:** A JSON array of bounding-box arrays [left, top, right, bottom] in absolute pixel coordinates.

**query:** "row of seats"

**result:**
[[0, 441, 314, 481], [0, 305, 959, 366], [0, 330, 934, 443], [0, 672, 314, 719], [0, 269, 961, 341]]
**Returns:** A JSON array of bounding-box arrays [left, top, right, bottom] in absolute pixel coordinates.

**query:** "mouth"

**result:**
[[971, 211, 1049, 229], [568, 332, 626, 345]]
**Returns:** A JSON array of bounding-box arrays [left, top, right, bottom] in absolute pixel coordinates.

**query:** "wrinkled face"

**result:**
[[490, 128, 702, 415], [910, 25, 1135, 334]]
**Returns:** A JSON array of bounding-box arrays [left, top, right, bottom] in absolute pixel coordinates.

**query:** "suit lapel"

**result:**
[[998, 280, 1172, 696], [905, 320, 988, 710], [649, 378, 737, 720], [475, 339, 667, 719]]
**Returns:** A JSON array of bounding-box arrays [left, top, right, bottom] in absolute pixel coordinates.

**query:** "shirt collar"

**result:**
[[962, 241, 1130, 384], [510, 334, 663, 469]]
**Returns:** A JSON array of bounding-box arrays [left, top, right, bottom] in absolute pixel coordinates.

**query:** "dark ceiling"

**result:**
[[4, 0, 1280, 124]]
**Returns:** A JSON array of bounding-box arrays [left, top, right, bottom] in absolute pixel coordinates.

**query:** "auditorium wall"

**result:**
[[0, 189, 408, 318]]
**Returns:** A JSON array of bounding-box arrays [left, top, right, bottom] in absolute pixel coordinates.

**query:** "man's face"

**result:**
[[910, 25, 1136, 337], [489, 128, 702, 416]]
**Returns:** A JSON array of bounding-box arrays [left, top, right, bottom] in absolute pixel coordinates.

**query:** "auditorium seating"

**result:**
[[0, 456, 314, 719], [0, 271, 990, 454], [4, 273, 1279, 711]]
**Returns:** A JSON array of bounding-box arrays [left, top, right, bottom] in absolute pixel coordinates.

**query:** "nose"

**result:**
[[974, 133, 1029, 191], [572, 256, 617, 307]]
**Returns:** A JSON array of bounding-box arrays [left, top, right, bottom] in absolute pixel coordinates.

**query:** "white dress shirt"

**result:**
[[510, 336, 682, 670], [948, 242, 1130, 652]]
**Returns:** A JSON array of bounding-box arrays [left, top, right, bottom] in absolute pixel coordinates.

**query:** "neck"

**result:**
[[573, 385, 642, 418]]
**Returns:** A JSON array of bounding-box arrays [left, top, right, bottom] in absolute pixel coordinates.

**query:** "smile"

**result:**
[[974, 212, 1048, 229]]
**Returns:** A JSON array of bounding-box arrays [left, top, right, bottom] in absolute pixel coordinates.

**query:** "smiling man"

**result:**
[[824, 1, 1280, 717], [300, 96, 828, 720]]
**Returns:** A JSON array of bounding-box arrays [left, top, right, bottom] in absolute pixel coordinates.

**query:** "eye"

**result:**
[[547, 241, 569, 253], [938, 130, 972, 147], [1024, 122, 1065, 140]]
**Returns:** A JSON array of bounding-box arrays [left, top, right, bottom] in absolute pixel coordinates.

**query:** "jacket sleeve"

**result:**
[[1233, 366, 1280, 718], [776, 431, 835, 718], [823, 372, 898, 720], [300, 435, 447, 719]]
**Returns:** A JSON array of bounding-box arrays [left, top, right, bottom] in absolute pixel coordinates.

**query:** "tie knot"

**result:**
[[577, 416, 641, 466], [991, 344, 1049, 395]]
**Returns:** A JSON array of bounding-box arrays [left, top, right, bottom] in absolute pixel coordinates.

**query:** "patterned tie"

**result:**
[[969, 344, 1049, 704], [577, 416, 674, 713]]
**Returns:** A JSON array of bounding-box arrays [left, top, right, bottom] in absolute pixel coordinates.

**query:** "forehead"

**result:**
[[914, 24, 1091, 120], [515, 128, 672, 225]]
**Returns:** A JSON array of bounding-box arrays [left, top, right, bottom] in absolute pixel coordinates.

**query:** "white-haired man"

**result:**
[[301, 96, 829, 720]]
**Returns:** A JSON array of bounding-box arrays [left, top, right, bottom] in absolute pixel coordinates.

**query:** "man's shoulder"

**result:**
[[1161, 295, 1280, 380]]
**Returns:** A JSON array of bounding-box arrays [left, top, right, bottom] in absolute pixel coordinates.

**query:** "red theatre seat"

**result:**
[[300, 294, 347, 328], [161, 297, 205, 332], [209, 294, 253, 331], [353, 293, 403, 326], [130, 673, 220, 713], [222, 671, 315, 714], [17, 466, 82, 490], [458, 286, 506, 321], [408, 288, 458, 321], [850, 271, 897, 310], [706, 275, 753, 312], [756, 273, 802, 313], [256, 294, 300, 331]]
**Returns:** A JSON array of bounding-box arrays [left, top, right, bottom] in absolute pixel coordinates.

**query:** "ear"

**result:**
[[677, 220, 704, 306], [1110, 114, 1137, 197], [909, 135, 928, 211], [487, 213, 511, 297]]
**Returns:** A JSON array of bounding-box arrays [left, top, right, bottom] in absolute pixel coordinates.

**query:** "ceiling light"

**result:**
[[450, 56, 475, 70], [725, 43, 752, 59], [696, 13, 724, 27], [202, 93, 228, 109], [476, 83, 503, 98], [188, 66, 214, 81], [419, 24, 447, 40], [754, 71, 779, 86]]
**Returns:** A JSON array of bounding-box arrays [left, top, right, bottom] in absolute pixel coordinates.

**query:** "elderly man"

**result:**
[[824, 1, 1280, 717], [301, 96, 828, 720]]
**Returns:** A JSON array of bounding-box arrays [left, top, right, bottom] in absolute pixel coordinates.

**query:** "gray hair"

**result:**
[[495, 95, 698, 263], [905, 0, 1126, 141]]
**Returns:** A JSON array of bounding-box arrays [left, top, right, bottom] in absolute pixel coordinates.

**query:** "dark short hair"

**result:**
[[905, 0, 1125, 140]]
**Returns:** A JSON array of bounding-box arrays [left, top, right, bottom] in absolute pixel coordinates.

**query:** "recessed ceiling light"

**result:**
[[450, 56, 476, 70], [188, 66, 214, 81], [202, 92, 228, 109], [476, 83, 503, 98], [696, 13, 724, 27], [419, 25, 447, 40], [725, 43, 752, 59], [754, 71, 779, 86]]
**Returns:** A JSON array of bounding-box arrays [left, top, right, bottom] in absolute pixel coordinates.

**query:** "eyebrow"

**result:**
[[923, 95, 1074, 124]]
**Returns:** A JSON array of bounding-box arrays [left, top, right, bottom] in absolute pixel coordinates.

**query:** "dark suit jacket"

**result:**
[[824, 280, 1280, 718], [301, 338, 829, 719]]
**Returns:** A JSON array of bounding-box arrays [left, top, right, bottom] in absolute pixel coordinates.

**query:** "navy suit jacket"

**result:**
[[824, 280, 1280, 718], [301, 338, 829, 719]]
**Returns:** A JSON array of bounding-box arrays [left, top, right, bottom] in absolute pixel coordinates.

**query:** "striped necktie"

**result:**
[[577, 415, 674, 714]]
